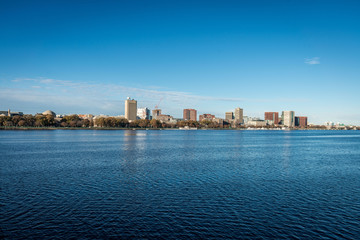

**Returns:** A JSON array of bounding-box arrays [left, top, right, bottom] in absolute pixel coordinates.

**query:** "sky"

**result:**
[[1, 0, 359, 125]]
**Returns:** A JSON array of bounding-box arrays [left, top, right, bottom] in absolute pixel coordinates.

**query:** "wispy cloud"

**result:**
[[3, 77, 310, 116], [305, 57, 320, 65]]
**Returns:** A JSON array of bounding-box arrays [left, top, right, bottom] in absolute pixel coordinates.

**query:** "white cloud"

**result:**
[[2, 77, 309, 116], [305, 57, 320, 65]]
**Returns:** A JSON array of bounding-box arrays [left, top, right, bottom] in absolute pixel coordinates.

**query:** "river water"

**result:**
[[1, 130, 359, 239]]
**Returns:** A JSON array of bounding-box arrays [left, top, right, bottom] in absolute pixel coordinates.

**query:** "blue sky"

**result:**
[[1, 0, 359, 124]]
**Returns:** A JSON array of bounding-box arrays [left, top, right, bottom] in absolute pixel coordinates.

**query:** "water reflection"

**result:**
[[1, 130, 360, 239]]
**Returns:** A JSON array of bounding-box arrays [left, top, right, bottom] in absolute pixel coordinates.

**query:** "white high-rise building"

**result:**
[[137, 107, 150, 120], [282, 111, 295, 127]]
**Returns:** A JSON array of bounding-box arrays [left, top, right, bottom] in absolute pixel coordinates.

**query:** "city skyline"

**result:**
[[1, 1, 360, 125]]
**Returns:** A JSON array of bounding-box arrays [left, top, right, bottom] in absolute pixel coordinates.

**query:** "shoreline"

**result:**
[[0, 127, 354, 131]]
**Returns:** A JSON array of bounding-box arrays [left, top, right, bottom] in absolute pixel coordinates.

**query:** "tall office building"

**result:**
[[225, 112, 234, 120], [183, 109, 197, 121], [282, 111, 295, 127], [234, 108, 244, 124], [152, 109, 162, 120], [137, 107, 150, 120], [295, 116, 308, 127], [125, 97, 137, 121], [265, 112, 279, 124]]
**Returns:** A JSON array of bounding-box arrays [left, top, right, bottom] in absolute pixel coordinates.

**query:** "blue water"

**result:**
[[1, 130, 360, 239]]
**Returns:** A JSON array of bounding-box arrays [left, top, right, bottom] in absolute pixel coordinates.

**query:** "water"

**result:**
[[1, 130, 359, 239]]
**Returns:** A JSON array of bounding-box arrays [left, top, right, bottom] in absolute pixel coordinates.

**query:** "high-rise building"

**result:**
[[137, 107, 150, 120], [152, 109, 162, 120], [282, 111, 295, 127], [295, 116, 308, 127], [183, 109, 197, 121], [225, 112, 234, 120], [265, 112, 279, 125], [234, 108, 244, 124], [125, 97, 137, 121]]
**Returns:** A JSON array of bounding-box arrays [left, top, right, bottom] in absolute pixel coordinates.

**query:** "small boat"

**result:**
[[179, 126, 197, 130]]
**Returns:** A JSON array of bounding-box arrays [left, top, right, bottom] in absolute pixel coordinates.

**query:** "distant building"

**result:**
[[137, 107, 150, 120], [282, 111, 295, 127], [243, 116, 260, 125], [42, 110, 56, 117], [78, 114, 94, 119], [265, 120, 274, 125], [157, 114, 175, 123], [152, 109, 162, 120], [265, 112, 279, 125], [295, 116, 308, 127], [225, 112, 234, 120], [125, 97, 137, 121], [325, 121, 335, 127], [0, 109, 24, 117], [247, 120, 267, 127], [199, 114, 215, 121], [234, 108, 244, 124], [183, 109, 197, 121], [212, 118, 224, 127]]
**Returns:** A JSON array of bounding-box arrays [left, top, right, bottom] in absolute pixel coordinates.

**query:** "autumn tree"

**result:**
[[150, 119, 160, 128]]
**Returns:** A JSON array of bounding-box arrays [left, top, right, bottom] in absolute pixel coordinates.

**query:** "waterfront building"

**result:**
[[137, 107, 151, 120], [125, 97, 137, 121], [282, 111, 295, 127], [325, 121, 335, 127], [152, 109, 162, 120], [157, 114, 176, 124], [243, 116, 260, 124], [0, 109, 24, 117], [199, 114, 215, 121], [265, 120, 274, 125], [183, 109, 197, 121], [247, 120, 267, 127], [234, 108, 244, 124], [265, 112, 279, 125], [78, 114, 94, 119], [243, 116, 249, 124], [295, 116, 308, 127], [225, 112, 234, 120], [42, 110, 56, 117], [212, 118, 224, 128]]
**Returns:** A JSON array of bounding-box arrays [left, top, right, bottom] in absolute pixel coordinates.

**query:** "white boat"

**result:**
[[179, 126, 197, 130]]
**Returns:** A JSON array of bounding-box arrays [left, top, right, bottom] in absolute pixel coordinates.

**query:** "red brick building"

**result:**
[[295, 116, 308, 127], [265, 112, 279, 124], [183, 109, 197, 121]]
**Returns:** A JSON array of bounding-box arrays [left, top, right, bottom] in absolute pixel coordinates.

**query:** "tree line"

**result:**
[[0, 115, 224, 129]]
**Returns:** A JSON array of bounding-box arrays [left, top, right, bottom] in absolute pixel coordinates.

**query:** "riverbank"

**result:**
[[0, 126, 356, 131]]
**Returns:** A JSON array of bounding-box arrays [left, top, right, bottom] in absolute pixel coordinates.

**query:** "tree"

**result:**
[[83, 119, 90, 127], [35, 115, 46, 127], [18, 120, 26, 127], [0, 116, 11, 126], [45, 115, 55, 126], [4, 121, 13, 127], [24, 115, 35, 127], [150, 119, 160, 128], [177, 121, 186, 128], [69, 120, 77, 127], [118, 118, 129, 127], [12, 115, 22, 126], [138, 119, 149, 128], [60, 122, 69, 127], [95, 117, 105, 127]]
